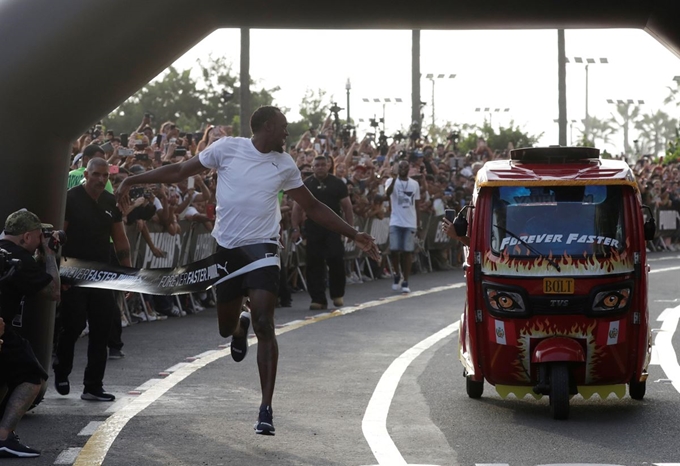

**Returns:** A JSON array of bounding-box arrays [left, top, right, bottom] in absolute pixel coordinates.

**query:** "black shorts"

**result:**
[[216, 244, 280, 303], [0, 331, 48, 388], [216, 265, 280, 303]]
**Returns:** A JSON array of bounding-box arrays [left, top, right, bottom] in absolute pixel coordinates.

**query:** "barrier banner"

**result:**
[[344, 217, 366, 260], [425, 214, 455, 250], [658, 208, 680, 233], [59, 243, 280, 295]]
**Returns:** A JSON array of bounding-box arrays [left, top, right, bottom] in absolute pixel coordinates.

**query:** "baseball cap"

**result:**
[[4, 209, 52, 235], [128, 164, 145, 175]]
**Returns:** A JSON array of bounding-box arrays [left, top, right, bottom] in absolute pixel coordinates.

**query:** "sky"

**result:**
[[167, 28, 680, 154]]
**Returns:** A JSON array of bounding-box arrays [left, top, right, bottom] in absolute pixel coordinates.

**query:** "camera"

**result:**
[[0, 248, 21, 279], [329, 102, 343, 114], [129, 187, 145, 201], [409, 121, 421, 141], [118, 147, 134, 157], [447, 131, 460, 142], [173, 147, 187, 157], [42, 227, 67, 253], [134, 152, 149, 161]]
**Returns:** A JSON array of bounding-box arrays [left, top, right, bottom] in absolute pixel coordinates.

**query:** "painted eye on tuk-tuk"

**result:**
[[592, 288, 630, 311], [486, 289, 525, 312]]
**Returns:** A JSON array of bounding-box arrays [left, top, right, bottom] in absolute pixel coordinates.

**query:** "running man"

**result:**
[[116, 106, 380, 435]]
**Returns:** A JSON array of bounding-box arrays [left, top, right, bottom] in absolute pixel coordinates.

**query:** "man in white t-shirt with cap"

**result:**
[[117, 106, 380, 436]]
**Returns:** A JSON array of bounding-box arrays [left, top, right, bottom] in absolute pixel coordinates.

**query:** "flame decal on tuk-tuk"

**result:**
[[513, 320, 601, 383], [482, 238, 634, 276]]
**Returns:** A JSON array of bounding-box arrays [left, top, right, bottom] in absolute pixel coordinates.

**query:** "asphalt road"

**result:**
[[13, 251, 680, 466]]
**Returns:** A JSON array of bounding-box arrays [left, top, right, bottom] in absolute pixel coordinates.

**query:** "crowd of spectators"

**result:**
[[68, 114, 680, 327], [632, 155, 680, 250]]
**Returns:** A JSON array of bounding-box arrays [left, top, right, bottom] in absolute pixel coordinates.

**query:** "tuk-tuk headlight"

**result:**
[[592, 287, 631, 312], [485, 288, 526, 313]]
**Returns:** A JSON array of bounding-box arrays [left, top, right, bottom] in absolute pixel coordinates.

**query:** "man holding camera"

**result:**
[[0, 210, 61, 458], [116, 105, 380, 435], [53, 158, 131, 402]]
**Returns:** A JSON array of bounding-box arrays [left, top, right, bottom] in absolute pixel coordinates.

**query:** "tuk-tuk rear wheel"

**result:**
[[466, 376, 484, 398], [549, 363, 570, 420], [629, 378, 646, 400]]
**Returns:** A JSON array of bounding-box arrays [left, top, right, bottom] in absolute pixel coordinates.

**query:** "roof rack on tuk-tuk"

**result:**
[[510, 146, 600, 164]]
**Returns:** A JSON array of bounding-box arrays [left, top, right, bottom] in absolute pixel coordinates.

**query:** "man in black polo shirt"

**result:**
[[292, 156, 353, 310], [0, 209, 60, 458], [53, 158, 131, 402]]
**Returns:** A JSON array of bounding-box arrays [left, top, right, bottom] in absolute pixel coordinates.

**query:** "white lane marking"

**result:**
[[655, 305, 680, 393], [362, 322, 459, 466], [78, 422, 103, 436], [650, 265, 680, 274], [133, 378, 163, 392], [163, 362, 189, 373], [647, 255, 680, 262], [75, 282, 466, 465], [193, 349, 218, 359], [55, 447, 82, 464], [104, 397, 133, 414]]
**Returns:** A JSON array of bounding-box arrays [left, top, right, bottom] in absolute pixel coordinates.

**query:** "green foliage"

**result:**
[[664, 125, 680, 164], [102, 56, 278, 136], [285, 88, 334, 145], [455, 121, 542, 153]]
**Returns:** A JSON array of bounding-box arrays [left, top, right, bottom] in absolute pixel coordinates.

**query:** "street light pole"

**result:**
[[431, 77, 435, 129], [424, 73, 456, 130], [476, 107, 510, 128], [567, 57, 608, 143], [361, 97, 403, 133], [345, 78, 351, 122]]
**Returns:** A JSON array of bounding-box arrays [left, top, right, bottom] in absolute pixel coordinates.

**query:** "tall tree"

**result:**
[[608, 102, 641, 156], [102, 56, 278, 136], [298, 88, 330, 132], [634, 110, 677, 156], [579, 115, 617, 148]]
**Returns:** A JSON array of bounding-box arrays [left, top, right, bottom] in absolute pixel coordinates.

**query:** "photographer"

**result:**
[[0, 210, 61, 458]]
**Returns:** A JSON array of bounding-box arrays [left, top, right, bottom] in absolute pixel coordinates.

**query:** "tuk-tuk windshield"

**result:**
[[490, 185, 626, 258]]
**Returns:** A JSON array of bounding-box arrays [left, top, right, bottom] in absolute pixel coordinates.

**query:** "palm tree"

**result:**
[[578, 116, 617, 149], [608, 102, 641, 155], [664, 79, 680, 107], [634, 110, 677, 156]]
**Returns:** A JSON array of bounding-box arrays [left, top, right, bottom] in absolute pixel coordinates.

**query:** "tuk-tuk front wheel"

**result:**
[[629, 378, 646, 400], [549, 363, 570, 420], [466, 376, 484, 399]]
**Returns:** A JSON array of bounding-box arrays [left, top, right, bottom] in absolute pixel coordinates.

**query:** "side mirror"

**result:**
[[642, 205, 656, 241], [454, 206, 470, 237]]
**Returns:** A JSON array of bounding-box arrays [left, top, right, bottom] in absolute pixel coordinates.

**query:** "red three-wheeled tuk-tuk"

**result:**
[[455, 147, 656, 419]]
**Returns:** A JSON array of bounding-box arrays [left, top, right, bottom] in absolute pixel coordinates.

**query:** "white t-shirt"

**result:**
[[385, 177, 420, 228], [199, 137, 303, 249]]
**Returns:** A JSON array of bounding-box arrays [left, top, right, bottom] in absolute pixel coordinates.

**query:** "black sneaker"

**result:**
[[54, 374, 70, 396], [254, 405, 275, 436], [0, 432, 40, 458], [81, 388, 115, 402], [230, 311, 251, 362], [108, 348, 125, 359]]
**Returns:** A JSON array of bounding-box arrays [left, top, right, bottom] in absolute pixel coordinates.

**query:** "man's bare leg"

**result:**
[[248, 288, 279, 408], [217, 297, 244, 338], [402, 252, 413, 282], [0, 382, 40, 440], [390, 251, 401, 278]]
